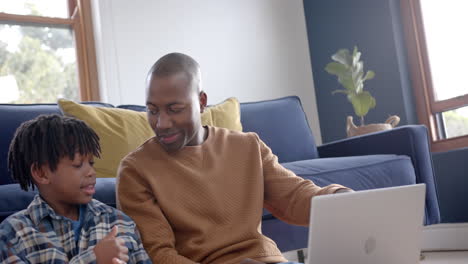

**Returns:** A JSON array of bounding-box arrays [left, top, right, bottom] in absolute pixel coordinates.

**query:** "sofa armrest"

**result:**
[[317, 125, 440, 225]]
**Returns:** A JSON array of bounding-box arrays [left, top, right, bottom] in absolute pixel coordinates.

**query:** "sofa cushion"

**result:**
[[59, 97, 243, 179], [282, 154, 416, 189], [0, 184, 38, 223], [262, 154, 416, 219], [200, 97, 242, 132], [58, 99, 155, 178], [116, 105, 147, 111], [240, 96, 318, 163], [0, 178, 116, 223], [0, 102, 113, 185]]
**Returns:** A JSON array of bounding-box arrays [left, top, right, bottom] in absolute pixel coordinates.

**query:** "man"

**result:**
[[117, 52, 351, 264]]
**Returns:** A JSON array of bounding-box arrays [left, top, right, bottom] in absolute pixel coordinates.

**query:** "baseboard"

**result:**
[[422, 223, 468, 251]]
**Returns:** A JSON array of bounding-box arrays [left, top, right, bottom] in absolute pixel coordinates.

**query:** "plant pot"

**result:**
[[346, 115, 400, 137]]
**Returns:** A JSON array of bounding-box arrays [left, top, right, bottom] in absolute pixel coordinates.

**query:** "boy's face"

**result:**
[[38, 152, 96, 215]]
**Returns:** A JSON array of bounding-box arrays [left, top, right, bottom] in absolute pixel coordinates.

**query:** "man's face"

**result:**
[[146, 72, 205, 152]]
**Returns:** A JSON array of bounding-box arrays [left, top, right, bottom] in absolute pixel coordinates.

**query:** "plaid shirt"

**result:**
[[0, 195, 151, 263]]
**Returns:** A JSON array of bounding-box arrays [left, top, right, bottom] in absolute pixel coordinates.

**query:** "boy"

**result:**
[[0, 114, 151, 264]]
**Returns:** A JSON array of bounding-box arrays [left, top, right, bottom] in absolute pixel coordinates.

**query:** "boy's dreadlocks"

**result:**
[[7, 114, 101, 191]]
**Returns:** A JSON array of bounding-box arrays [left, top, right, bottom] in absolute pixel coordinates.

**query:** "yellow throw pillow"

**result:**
[[58, 99, 154, 178], [201, 97, 243, 132], [58, 97, 242, 178]]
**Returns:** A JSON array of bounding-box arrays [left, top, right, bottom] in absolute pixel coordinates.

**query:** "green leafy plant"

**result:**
[[325, 46, 376, 125]]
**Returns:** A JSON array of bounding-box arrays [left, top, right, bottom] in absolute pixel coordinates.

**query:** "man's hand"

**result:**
[[94, 226, 129, 264], [240, 258, 266, 264]]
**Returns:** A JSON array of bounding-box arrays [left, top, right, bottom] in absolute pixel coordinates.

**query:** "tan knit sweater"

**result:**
[[117, 126, 347, 264]]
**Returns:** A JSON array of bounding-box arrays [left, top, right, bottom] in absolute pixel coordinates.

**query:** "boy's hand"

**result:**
[[94, 226, 129, 264], [112, 257, 126, 264]]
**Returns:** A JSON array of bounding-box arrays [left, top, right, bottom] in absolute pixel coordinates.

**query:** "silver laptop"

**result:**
[[306, 184, 426, 264]]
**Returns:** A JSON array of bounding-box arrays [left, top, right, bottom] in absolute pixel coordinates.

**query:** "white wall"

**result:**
[[92, 0, 322, 144]]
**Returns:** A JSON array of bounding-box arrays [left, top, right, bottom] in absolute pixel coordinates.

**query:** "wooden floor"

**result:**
[[282, 249, 468, 263], [420, 251, 468, 263]]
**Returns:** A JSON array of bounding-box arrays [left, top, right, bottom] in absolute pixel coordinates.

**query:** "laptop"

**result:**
[[306, 184, 426, 264]]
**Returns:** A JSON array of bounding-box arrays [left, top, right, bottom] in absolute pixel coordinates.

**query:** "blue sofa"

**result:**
[[0, 96, 440, 252]]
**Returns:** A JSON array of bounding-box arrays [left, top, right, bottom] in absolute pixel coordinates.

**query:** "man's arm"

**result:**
[[117, 158, 196, 264], [256, 135, 351, 226]]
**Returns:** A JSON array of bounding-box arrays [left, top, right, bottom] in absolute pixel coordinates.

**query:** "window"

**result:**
[[401, 0, 468, 152], [0, 0, 99, 103]]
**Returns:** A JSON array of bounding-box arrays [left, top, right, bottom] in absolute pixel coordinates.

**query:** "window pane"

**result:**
[[420, 1, 468, 101], [441, 106, 468, 139], [0, 24, 79, 103], [0, 0, 69, 18]]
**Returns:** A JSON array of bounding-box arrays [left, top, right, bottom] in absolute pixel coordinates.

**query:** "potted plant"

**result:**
[[325, 46, 399, 137]]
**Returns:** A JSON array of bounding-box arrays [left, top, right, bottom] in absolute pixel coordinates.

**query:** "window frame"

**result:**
[[400, 0, 468, 152], [0, 0, 100, 101]]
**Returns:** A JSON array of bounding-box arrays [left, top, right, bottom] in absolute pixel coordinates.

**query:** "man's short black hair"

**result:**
[[148, 52, 201, 93], [7, 114, 101, 191]]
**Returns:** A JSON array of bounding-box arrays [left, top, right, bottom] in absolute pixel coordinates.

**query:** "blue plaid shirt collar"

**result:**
[[27, 195, 113, 226]]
